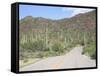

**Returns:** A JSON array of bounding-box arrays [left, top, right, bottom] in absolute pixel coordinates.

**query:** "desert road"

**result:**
[[20, 46, 96, 71]]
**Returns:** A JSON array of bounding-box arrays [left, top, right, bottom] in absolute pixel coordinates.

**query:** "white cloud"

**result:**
[[62, 7, 95, 17]]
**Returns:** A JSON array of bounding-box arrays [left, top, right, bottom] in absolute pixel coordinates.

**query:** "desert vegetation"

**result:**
[[19, 10, 96, 67]]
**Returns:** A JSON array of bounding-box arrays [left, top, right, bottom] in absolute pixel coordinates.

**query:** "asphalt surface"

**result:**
[[20, 46, 96, 71]]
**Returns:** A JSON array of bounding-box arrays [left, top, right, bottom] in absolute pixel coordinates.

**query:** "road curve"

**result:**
[[20, 46, 96, 71]]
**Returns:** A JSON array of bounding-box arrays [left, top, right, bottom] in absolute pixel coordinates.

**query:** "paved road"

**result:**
[[20, 46, 96, 71]]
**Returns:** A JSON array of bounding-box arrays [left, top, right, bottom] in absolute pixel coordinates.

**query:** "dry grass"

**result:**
[[19, 58, 40, 68]]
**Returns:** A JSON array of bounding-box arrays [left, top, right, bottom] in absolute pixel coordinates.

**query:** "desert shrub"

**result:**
[[43, 50, 57, 57], [21, 39, 45, 52], [67, 42, 75, 50], [32, 40, 45, 51], [19, 53, 24, 60], [35, 52, 44, 58], [83, 43, 96, 59], [19, 47, 28, 60], [79, 40, 84, 46], [23, 59, 28, 63], [43, 47, 50, 51], [51, 42, 65, 55]]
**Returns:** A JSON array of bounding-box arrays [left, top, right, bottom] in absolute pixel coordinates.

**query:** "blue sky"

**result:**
[[19, 4, 95, 20]]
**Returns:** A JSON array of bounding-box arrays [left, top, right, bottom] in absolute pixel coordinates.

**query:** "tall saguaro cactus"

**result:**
[[45, 23, 49, 49]]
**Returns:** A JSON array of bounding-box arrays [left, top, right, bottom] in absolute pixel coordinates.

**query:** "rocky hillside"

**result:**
[[20, 11, 96, 34]]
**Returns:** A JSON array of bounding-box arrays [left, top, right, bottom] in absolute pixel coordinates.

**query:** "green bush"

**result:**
[[21, 39, 45, 52], [83, 44, 96, 59], [52, 42, 65, 55], [32, 40, 45, 51], [43, 50, 59, 57], [23, 59, 28, 63], [19, 47, 28, 60]]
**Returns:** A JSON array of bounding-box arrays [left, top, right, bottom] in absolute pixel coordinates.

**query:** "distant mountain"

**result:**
[[57, 11, 96, 31], [20, 10, 96, 34]]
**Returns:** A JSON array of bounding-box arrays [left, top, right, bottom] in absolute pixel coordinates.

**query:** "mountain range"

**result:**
[[20, 10, 96, 35]]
